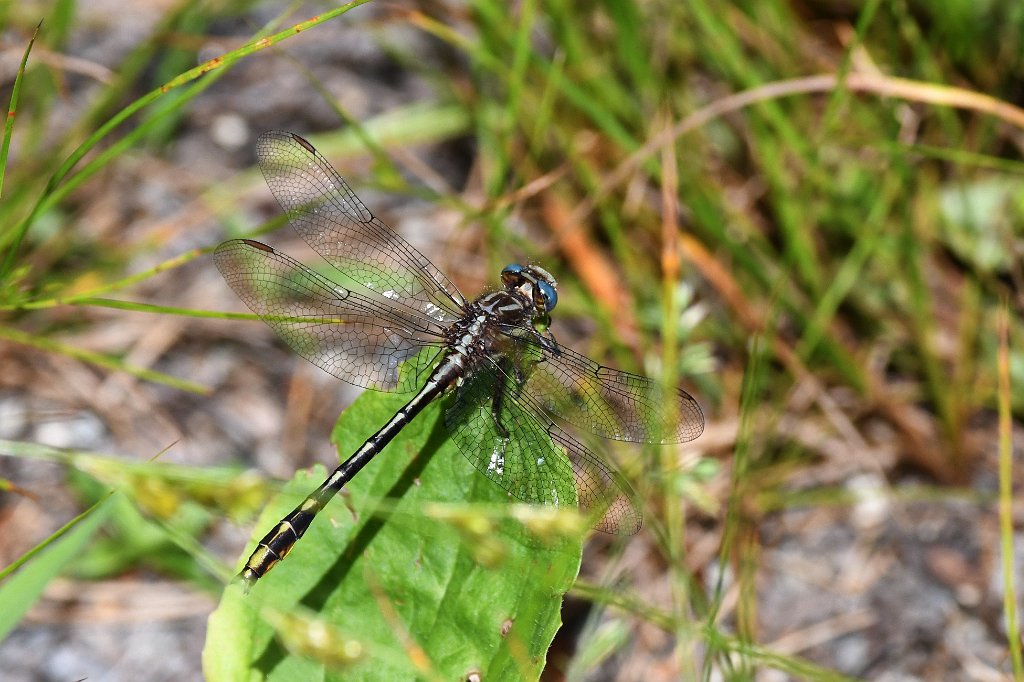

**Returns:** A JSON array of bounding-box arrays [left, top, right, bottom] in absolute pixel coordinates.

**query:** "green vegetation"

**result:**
[[1, 0, 1021, 679]]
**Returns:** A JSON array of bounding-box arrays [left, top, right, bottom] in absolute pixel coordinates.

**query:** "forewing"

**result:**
[[521, 344, 704, 444], [214, 239, 444, 392], [445, 360, 641, 534], [256, 130, 465, 323]]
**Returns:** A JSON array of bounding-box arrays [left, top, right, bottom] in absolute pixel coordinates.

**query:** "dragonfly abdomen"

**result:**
[[237, 354, 467, 588]]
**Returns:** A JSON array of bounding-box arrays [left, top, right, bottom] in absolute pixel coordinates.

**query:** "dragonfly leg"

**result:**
[[490, 358, 519, 439]]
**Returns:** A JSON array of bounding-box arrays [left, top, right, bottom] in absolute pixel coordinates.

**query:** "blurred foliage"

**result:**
[[1, 0, 1022, 678]]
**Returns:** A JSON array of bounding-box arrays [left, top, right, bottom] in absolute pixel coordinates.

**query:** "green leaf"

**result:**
[[937, 177, 1023, 273], [0, 496, 112, 640], [206, 388, 583, 681]]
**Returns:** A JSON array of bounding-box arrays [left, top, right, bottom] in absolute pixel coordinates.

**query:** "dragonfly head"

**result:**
[[501, 263, 558, 318]]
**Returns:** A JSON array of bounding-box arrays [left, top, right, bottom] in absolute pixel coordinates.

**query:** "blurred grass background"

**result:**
[[0, 0, 1022, 679]]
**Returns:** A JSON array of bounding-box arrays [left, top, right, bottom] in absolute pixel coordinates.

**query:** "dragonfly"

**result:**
[[215, 131, 704, 590]]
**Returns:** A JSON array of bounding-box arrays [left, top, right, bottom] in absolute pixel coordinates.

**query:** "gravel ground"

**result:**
[[0, 3, 1017, 681]]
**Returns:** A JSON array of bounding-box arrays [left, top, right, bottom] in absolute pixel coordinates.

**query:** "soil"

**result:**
[[0, 4, 1015, 681]]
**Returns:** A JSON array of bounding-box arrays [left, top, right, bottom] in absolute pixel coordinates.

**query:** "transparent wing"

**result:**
[[445, 358, 641, 534], [520, 343, 704, 444], [256, 130, 465, 323], [214, 239, 446, 392]]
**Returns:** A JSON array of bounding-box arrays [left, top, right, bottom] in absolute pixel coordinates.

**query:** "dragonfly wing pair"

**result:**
[[215, 131, 704, 540]]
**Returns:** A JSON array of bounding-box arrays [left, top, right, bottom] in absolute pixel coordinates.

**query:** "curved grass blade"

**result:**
[[0, 21, 40, 201], [0, 495, 113, 641]]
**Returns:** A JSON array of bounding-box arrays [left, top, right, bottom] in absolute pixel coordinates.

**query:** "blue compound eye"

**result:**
[[501, 263, 524, 287], [536, 279, 557, 312]]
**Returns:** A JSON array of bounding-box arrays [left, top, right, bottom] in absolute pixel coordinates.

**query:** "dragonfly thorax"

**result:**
[[445, 290, 528, 354]]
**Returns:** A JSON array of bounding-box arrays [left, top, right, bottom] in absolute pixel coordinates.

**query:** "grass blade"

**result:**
[[0, 21, 40, 201], [0, 324, 208, 394], [0, 0, 374, 279], [0, 495, 113, 640], [997, 302, 1022, 676]]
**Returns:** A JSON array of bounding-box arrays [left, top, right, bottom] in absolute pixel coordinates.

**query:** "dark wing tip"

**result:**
[[676, 388, 706, 442], [240, 238, 274, 253], [213, 239, 274, 274], [289, 132, 316, 154]]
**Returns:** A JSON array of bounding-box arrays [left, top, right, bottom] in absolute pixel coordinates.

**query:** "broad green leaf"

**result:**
[[206, 388, 583, 681], [937, 177, 1024, 273]]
